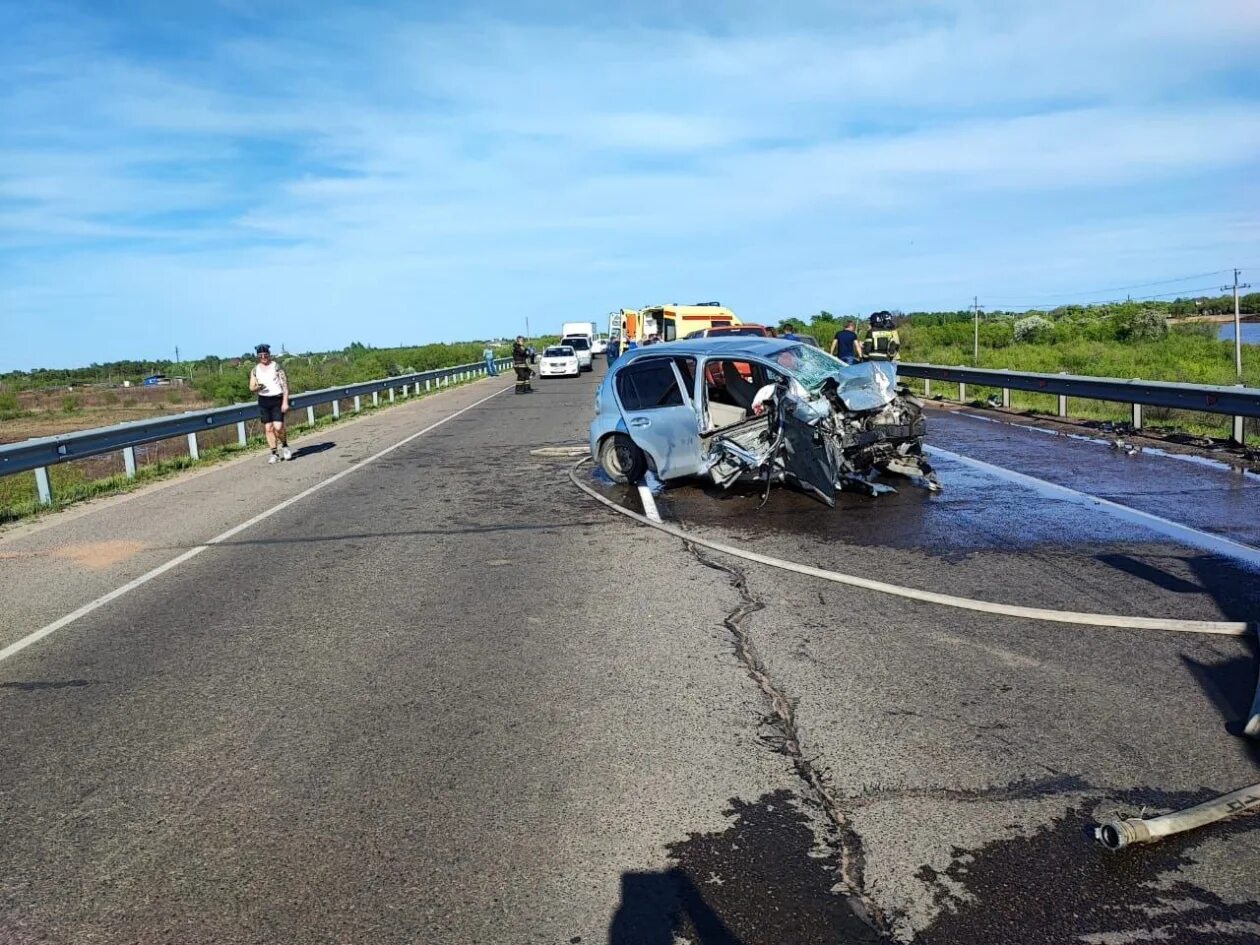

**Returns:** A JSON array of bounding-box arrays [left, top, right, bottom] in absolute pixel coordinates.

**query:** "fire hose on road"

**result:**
[[568, 457, 1260, 852]]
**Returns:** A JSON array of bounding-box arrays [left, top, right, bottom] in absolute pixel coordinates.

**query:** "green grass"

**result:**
[[0, 369, 495, 526]]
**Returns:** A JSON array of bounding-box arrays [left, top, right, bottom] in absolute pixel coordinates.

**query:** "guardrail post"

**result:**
[[958, 382, 967, 402], [1233, 415, 1246, 445], [332, 400, 340, 419], [923, 378, 931, 398], [1131, 403, 1143, 430], [186, 432, 200, 461], [354, 395, 362, 412], [1002, 387, 1010, 408], [1057, 394, 1068, 418], [306, 406, 316, 426], [425, 379, 431, 392], [122, 446, 137, 477], [389, 387, 395, 403], [236, 421, 247, 446], [372, 391, 379, 407], [34, 467, 52, 505]]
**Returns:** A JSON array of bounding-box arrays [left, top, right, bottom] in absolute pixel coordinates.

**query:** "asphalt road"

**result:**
[[1, 365, 1258, 944]]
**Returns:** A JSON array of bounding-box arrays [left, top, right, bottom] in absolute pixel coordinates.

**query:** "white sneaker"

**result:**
[[269, 452, 279, 464], [281, 446, 292, 461]]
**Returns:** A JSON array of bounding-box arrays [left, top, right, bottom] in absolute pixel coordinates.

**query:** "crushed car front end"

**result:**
[[592, 339, 938, 504]]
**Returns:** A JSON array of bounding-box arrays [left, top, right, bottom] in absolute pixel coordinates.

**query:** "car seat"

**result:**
[[723, 364, 760, 413]]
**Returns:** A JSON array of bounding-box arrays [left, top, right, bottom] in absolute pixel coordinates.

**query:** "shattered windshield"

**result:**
[[774, 345, 845, 390]]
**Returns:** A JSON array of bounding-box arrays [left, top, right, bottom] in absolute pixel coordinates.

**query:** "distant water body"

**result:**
[[1217, 322, 1260, 345]]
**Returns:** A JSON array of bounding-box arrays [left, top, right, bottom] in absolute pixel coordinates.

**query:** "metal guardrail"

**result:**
[[1, 358, 512, 505], [897, 363, 1258, 443]]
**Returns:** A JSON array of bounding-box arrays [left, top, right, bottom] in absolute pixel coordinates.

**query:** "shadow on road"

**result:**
[[609, 871, 742, 945], [289, 441, 336, 459]]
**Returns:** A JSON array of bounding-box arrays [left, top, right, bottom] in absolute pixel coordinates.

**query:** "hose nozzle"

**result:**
[[1093, 817, 1152, 851]]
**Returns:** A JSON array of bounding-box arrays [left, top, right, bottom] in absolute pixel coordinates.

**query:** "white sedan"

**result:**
[[538, 345, 580, 378], [591, 335, 608, 355]]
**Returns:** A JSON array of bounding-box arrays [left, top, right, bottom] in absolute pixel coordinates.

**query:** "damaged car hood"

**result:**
[[823, 361, 899, 412]]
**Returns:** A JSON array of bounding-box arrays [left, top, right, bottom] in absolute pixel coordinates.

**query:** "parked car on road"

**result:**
[[590, 338, 936, 504], [592, 335, 609, 355], [683, 324, 771, 340], [561, 335, 594, 372], [539, 345, 580, 378]]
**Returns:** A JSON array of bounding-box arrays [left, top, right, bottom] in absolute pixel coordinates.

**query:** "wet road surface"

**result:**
[[2, 367, 1258, 943]]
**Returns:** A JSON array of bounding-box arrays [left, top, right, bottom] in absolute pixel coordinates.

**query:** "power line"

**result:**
[[990, 285, 1234, 310], [984, 269, 1234, 304]]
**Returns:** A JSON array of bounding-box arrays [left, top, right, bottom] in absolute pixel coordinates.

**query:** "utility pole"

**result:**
[[1221, 269, 1251, 379], [972, 296, 984, 365], [525, 316, 531, 339]]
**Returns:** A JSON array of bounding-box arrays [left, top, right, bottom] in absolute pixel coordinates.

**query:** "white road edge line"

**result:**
[[637, 485, 663, 524], [926, 445, 1260, 571], [569, 460, 1253, 636], [0, 383, 514, 666]]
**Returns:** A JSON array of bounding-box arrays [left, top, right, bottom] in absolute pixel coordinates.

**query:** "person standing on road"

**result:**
[[249, 344, 291, 463], [830, 320, 863, 364], [512, 336, 534, 395], [483, 343, 498, 376]]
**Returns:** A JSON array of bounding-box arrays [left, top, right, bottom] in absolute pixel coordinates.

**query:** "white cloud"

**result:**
[[1, 0, 1258, 368]]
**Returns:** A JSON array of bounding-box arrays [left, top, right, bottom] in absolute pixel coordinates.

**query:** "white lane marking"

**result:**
[[569, 461, 1251, 635], [927, 445, 1260, 571], [637, 484, 663, 524], [0, 384, 514, 666]]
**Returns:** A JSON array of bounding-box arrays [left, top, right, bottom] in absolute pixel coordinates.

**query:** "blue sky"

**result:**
[[2, 0, 1258, 370]]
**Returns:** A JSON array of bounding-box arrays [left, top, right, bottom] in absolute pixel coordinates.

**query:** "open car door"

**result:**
[[778, 398, 839, 507]]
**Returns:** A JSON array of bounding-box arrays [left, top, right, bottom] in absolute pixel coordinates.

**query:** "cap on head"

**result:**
[[255, 343, 271, 355]]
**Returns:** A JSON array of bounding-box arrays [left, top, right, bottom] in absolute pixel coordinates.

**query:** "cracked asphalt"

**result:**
[[2, 365, 1258, 943]]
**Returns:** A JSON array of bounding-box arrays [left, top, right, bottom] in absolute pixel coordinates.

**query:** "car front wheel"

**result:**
[[598, 434, 647, 484]]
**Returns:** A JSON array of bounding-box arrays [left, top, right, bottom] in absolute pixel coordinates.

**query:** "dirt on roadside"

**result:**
[[0, 384, 214, 445]]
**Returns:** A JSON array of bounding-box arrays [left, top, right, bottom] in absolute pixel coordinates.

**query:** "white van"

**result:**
[[560, 335, 594, 371], [561, 321, 597, 341]]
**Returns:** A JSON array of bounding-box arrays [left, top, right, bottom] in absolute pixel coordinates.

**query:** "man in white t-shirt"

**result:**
[[248, 343, 291, 463]]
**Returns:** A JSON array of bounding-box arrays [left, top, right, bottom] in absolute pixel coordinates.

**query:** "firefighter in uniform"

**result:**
[[863, 310, 902, 361], [512, 336, 534, 394]]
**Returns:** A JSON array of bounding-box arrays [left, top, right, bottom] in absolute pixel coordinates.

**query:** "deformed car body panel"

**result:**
[[590, 337, 938, 503]]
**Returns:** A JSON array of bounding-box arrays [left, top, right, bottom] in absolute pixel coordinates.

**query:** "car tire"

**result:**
[[598, 434, 647, 484]]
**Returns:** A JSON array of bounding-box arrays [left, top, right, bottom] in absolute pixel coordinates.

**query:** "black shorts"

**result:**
[[258, 395, 285, 424]]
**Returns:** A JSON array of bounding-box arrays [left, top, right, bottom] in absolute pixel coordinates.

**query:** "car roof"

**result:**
[[615, 337, 801, 364]]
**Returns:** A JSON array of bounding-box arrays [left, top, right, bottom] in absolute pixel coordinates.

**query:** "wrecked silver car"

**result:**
[[589, 338, 938, 505]]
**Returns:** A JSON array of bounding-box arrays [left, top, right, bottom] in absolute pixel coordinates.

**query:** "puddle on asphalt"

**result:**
[[606, 790, 880, 945], [917, 790, 1260, 945]]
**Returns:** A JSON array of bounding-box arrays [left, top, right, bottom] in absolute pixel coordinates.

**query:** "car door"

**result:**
[[779, 404, 840, 506], [613, 356, 704, 478]]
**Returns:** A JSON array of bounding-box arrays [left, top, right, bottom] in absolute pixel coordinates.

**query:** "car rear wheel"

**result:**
[[599, 434, 647, 484]]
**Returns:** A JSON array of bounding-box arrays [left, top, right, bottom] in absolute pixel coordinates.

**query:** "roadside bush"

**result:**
[[61, 395, 80, 413], [101, 390, 120, 405], [1114, 307, 1169, 342], [0, 391, 22, 419], [1014, 315, 1054, 343]]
